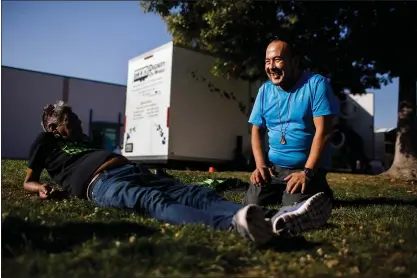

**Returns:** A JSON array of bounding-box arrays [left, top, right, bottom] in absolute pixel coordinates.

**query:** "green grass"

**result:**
[[2, 159, 417, 278]]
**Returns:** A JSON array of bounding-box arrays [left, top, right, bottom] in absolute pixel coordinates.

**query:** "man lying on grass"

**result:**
[[24, 101, 330, 245]]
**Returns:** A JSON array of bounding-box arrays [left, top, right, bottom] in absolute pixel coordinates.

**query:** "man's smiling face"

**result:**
[[264, 40, 296, 87]]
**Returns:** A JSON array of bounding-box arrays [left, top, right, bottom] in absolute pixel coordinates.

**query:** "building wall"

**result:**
[[346, 93, 375, 160], [68, 78, 126, 136], [1, 66, 126, 159], [1, 67, 64, 159], [374, 128, 396, 168]]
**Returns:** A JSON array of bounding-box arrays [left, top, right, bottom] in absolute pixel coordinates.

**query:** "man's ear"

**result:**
[[291, 55, 301, 69]]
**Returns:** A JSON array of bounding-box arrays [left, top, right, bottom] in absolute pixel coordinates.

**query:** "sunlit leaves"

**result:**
[[141, 0, 417, 94]]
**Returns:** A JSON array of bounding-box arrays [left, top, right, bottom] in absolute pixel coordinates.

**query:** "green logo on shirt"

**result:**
[[58, 137, 98, 155]]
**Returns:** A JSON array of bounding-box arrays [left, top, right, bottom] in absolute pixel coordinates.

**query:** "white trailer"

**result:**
[[122, 41, 259, 166], [122, 41, 376, 170]]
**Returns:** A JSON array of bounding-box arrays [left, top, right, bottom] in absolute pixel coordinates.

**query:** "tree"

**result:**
[[141, 0, 417, 181], [334, 2, 417, 181]]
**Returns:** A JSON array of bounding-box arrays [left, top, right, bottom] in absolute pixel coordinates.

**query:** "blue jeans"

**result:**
[[91, 163, 244, 230]]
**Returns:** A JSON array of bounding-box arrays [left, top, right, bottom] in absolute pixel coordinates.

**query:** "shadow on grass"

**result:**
[[2, 217, 254, 276], [333, 197, 417, 208], [2, 216, 157, 258], [261, 235, 322, 252]]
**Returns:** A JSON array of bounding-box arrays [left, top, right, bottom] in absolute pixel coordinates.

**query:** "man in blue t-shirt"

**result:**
[[244, 39, 340, 234]]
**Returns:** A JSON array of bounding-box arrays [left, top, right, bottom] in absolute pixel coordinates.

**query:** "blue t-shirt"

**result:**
[[249, 72, 340, 169]]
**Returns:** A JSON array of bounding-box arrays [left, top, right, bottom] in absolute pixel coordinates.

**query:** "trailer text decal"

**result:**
[[133, 61, 166, 82]]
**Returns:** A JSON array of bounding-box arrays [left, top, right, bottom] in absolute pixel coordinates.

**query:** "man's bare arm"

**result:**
[[305, 115, 334, 170], [251, 125, 267, 168], [23, 168, 44, 193]]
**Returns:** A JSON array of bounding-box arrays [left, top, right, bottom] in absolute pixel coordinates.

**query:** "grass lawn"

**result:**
[[2, 159, 417, 277]]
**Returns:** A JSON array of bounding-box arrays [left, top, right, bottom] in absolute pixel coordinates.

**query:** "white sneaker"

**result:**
[[232, 204, 273, 245], [271, 192, 332, 234]]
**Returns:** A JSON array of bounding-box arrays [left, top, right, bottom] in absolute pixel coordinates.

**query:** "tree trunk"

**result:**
[[383, 72, 417, 182]]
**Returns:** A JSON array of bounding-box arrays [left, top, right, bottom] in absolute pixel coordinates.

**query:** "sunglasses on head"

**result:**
[[41, 104, 55, 132]]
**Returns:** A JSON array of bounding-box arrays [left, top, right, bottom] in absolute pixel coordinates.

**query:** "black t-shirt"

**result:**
[[27, 132, 120, 198]]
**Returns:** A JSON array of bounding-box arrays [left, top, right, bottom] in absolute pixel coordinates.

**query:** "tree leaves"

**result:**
[[141, 0, 417, 94]]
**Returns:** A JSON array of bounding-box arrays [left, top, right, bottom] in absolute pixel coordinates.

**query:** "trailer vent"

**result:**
[[166, 107, 170, 128]]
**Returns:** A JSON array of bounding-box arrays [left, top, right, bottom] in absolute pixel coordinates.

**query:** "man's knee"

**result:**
[[184, 185, 225, 203], [243, 183, 283, 206], [243, 184, 261, 205]]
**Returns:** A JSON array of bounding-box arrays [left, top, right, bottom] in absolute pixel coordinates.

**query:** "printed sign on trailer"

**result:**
[[123, 42, 173, 158]]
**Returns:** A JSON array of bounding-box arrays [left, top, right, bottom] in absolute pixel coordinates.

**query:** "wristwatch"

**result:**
[[304, 167, 315, 179]]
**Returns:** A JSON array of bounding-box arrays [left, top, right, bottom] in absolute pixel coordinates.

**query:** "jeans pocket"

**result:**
[[91, 175, 110, 206]]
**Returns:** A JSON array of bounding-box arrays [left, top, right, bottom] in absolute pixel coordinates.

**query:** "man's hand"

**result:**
[[284, 171, 308, 194], [250, 166, 274, 186], [38, 184, 54, 200]]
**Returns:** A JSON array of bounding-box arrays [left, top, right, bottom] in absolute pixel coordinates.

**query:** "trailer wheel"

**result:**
[[331, 132, 345, 149]]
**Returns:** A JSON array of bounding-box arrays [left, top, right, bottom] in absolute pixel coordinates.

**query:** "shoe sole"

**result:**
[[236, 204, 273, 245], [272, 192, 332, 234]]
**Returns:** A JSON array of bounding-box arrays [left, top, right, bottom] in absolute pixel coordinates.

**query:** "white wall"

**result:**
[[68, 79, 126, 135], [169, 47, 253, 161], [374, 128, 396, 168], [345, 93, 375, 159], [1, 67, 63, 159]]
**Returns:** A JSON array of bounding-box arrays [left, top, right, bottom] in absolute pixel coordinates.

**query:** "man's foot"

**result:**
[[271, 192, 332, 234], [232, 204, 273, 245]]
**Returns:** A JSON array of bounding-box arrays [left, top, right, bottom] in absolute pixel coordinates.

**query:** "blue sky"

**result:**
[[2, 1, 399, 129]]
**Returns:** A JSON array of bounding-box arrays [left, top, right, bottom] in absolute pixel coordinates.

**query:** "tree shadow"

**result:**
[[260, 235, 323, 252], [322, 223, 339, 229], [333, 197, 417, 208], [2, 216, 157, 258], [1, 217, 256, 276], [214, 178, 250, 193]]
